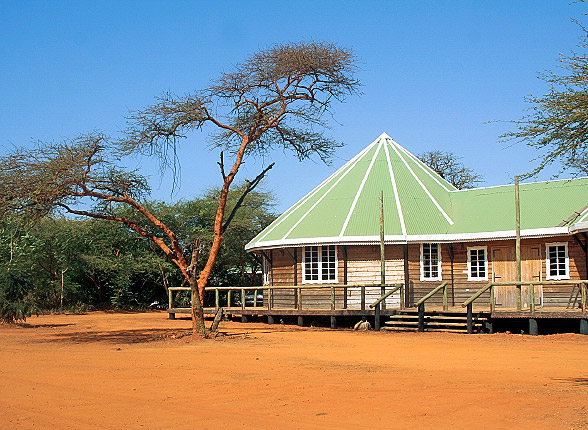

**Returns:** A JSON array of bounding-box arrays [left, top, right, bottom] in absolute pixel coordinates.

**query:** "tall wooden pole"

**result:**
[[380, 191, 386, 310], [515, 176, 522, 311]]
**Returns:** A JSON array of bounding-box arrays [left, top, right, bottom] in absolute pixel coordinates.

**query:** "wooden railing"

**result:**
[[369, 284, 405, 331], [413, 281, 448, 332], [168, 283, 406, 314], [461, 280, 588, 334]]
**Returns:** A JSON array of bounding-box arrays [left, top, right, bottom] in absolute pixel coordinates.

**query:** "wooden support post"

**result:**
[[484, 320, 493, 334], [490, 285, 495, 313], [215, 288, 220, 310], [241, 288, 245, 310], [297, 316, 304, 327], [418, 303, 425, 332], [467, 303, 473, 334], [168, 288, 173, 313], [443, 284, 448, 311], [529, 318, 538, 336], [331, 286, 335, 310], [403, 244, 410, 308], [268, 288, 273, 311], [241, 315, 248, 323], [515, 175, 522, 311], [380, 190, 386, 311], [375, 303, 381, 332], [400, 283, 405, 310], [227, 290, 232, 308], [297, 288, 302, 310], [582, 283, 587, 311], [168, 312, 175, 320], [580, 319, 588, 335], [343, 245, 348, 309], [361, 286, 366, 311], [330, 316, 337, 330], [529, 283, 535, 312], [268, 315, 275, 325], [254, 289, 259, 308]]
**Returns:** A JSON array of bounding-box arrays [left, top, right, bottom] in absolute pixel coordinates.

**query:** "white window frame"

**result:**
[[545, 242, 569, 280], [302, 245, 338, 284], [467, 246, 488, 281], [420, 243, 442, 281]]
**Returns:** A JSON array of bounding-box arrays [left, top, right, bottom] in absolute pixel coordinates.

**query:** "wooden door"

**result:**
[[492, 246, 542, 309]]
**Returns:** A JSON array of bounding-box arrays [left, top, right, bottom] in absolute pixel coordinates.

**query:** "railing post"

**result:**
[[375, 303, 381, 331], [581, 283, 586, 312], [297, 287, 302, 310], [215, 288, 220, 310], [254, 289, 259, 308], [400, 284, 405, 310], [467, 303, 473, 334], [529, 283, 535, 312], [361, 286, 366, 311], [443, 283, 448, 311], [241, 288, 245, 310], [331, 285, 335, 310], [168, 288, 173, 311], [227, 290, 232, 308], [418, 302, 425, 332], [381, 285, 386, 311], [517, 283, 522, 311], [490, 285, 495, 313], [268, 288, 273, 311]]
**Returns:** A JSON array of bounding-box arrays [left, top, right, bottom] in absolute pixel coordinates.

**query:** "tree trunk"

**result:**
[[188, 238, 206, 335]]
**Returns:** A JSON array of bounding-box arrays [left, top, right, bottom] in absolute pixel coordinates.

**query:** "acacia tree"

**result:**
[[0, 42, 359, 333], [501, 19, 588, 177], [418, 151, 483, 189]]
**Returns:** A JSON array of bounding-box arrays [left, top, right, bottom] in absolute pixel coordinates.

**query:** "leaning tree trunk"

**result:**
[[188, 238, 206, 335]]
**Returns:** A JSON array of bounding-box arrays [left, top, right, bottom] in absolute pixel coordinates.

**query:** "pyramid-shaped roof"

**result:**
[[246, 133, 588, 251]]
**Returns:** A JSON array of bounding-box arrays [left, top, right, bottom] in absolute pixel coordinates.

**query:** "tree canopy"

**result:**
[[501, 19, 588, 177], [0, 41, 359, 332], [418, 150, 483, 189]]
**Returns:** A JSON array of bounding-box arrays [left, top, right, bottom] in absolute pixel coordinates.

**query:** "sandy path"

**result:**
[[1, 311, 588, 429]]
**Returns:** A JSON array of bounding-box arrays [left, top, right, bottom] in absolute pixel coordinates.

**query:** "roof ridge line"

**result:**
[[388, 140, 455, 225], [280, 138, 379, 240], [254, 138, 379, 243], [339, 139, 384, 237], [383, 139, 407, 236]]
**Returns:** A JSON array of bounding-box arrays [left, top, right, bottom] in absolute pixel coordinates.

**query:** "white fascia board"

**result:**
[[245, 227, 571, 251], [568, 221, 588, 234]]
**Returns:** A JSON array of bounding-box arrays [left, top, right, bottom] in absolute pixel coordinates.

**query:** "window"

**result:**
[[303, 245, 337, 283], [421, 243, 441, 281], [467, 246, 488, 281], [546, 242, 569, 280]]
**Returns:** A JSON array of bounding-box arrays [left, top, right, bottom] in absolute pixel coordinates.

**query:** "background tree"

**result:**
[[418, 150, 483, 189], [0, 41, 359, 333], [501, 18, 588, 177]]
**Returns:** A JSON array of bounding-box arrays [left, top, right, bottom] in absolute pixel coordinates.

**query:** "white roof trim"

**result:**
[[246, 227, 571, 251]]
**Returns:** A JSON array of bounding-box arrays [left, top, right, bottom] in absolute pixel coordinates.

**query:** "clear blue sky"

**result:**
[[0, 0, 585, 213]]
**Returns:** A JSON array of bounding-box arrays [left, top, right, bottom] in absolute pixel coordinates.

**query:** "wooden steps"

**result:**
[[383, 311, 488, 333]]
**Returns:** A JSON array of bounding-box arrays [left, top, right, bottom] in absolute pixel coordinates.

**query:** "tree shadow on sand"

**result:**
[[38, 328, 190, 344]]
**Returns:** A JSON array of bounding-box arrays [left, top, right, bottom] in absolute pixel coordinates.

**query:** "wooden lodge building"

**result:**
[[244, 133, 588, 326]]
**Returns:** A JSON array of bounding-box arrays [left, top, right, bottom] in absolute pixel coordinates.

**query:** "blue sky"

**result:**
[[0, 1, 585, 213]]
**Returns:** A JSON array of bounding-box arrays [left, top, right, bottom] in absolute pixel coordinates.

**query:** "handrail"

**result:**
[[461, 282, 493, 308], [369, 285, 402, 309], [169, 283, 403, 292], [415, 281, 448, 307]]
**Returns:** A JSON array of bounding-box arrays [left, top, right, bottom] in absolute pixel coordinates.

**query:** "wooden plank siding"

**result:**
[[260, 236, 587, 311]]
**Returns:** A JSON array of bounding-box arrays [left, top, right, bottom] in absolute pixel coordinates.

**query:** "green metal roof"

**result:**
[[246, 133, 588, 251]]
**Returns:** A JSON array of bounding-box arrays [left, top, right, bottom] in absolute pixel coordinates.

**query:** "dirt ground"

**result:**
[[1, 312, 588, 429]]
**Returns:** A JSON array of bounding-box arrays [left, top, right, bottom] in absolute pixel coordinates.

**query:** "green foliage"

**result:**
[[502, 17, 588, 177]]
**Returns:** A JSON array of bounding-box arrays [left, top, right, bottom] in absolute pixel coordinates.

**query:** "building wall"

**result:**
[[259, 236, 587, 310]]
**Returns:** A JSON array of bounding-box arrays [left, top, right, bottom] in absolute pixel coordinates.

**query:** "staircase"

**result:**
[[383, 310, 489, 333]]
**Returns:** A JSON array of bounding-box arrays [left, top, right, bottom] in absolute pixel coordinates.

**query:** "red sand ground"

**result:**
[[1, 311, 588, 429]]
